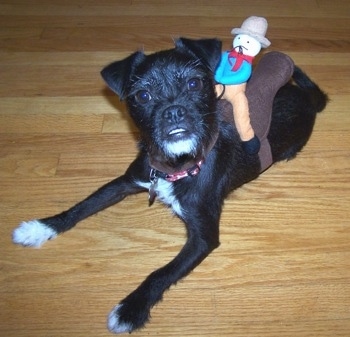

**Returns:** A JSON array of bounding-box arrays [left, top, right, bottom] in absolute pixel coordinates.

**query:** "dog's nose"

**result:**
[[163, 106, 186, 123]]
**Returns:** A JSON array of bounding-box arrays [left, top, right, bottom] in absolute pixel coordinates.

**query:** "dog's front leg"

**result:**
[[12, 157, 148, 248], [108, 209, 220, 334]]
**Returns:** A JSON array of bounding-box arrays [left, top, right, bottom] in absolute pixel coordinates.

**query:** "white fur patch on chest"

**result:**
[[136, 179, 183, 217]]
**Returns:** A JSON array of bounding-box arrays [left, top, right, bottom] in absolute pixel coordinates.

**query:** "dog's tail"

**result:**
[[292, 66, 328, 113]]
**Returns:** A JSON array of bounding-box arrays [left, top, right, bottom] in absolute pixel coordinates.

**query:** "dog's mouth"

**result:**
[[168, 127, 187, 136], [159, 126, 198, 159]]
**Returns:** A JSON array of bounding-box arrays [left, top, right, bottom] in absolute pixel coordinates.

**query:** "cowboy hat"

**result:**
[[231, 16, 271, 48]]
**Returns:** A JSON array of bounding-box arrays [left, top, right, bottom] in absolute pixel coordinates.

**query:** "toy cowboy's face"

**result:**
[[233, 34, 261, 57]]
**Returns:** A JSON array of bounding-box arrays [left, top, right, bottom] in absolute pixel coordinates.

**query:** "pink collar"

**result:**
[[150, 160, 203, 182], [148, 160, 203, 206]]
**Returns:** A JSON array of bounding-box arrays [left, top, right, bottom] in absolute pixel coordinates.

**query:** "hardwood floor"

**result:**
[[1, 1, 349, 336]]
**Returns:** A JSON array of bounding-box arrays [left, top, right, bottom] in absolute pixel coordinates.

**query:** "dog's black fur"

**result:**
[[13, 38, 327, 333]]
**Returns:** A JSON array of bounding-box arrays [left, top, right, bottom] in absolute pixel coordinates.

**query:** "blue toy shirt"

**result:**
[[215, 51, 253, 85]]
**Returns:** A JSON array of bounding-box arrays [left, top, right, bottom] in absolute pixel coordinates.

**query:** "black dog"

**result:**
[[13, 38, 327, 334]]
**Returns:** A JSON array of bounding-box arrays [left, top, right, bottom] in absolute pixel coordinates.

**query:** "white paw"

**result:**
[[12, 220, 57, 248], [107, 304, 133, 334]]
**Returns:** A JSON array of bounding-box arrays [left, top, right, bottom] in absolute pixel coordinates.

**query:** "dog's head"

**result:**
[[101, 38, 222, 169]]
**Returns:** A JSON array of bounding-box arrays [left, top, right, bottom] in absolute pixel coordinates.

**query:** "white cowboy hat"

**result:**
[[231, 16, 271, 48]]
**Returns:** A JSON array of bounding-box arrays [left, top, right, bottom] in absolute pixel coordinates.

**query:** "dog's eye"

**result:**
[[135, 90, 152, 104], [187, 78, 203, 91]]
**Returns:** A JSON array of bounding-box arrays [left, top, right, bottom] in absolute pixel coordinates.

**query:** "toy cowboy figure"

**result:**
[[215, 16, 271, 154]]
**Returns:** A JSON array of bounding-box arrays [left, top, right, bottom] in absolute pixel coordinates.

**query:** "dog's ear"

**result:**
[[101, 51, 145, 99], [175, 38, 222, 72]]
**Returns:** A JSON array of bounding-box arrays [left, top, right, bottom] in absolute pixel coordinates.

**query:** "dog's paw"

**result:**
[[12, 220, 57, 248], [107, 305, 134, 334], [107, 302, 150, 334]]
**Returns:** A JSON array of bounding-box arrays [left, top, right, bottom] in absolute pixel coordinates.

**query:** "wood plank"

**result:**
[[0, 113, 104, 133], [0, 96, 122, 114], [1, 0, 349, 18]]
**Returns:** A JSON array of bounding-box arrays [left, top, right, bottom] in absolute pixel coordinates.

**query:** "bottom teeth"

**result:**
[[169, 128, 186, 135]]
